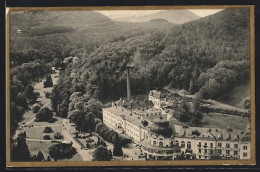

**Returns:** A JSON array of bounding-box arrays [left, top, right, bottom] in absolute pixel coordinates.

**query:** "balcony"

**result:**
[[185, 149, 193, 154]]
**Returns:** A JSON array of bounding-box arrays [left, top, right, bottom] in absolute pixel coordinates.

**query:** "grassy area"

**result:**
[[201, 113, 250, 130], [27, 140, 54, 160], [27, 140, 83, 161], [18, 110, 35, 125], [23, 125, 62, 140], [31, 116, 63, 126], [217, 81, 250, 108]]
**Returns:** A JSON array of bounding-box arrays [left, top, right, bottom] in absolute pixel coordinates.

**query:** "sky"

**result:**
[[97, 9, 223, 20]]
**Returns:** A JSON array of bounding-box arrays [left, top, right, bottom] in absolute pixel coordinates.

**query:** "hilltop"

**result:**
[[106, 10, 200, 24]]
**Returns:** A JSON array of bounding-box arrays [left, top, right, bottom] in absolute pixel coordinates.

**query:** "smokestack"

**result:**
[[127, 66, 131, 100]]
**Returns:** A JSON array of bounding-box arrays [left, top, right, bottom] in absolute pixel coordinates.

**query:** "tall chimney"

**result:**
[[127, 66, 131, 100]]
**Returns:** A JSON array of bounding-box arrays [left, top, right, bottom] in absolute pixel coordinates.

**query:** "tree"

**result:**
[[36, 107, 53, 122], [54, 132, 63, 139], [49, 143, 77, 160], [23, 85, 38, 104], [44, 75, 53, 88], [53, 58, 62, 69], [92, 146, 112, 161], [11, 133, 31, 161], [43, 126, 53, 133], [36, 151, 44, 161], [113, 133, 123, 156], [32, 104, 41, 113], [43, 135, 51, 140], [192, 111, 203, 126], [16, 93, 28, 110], [175, 100, 191, 123], [47, 156, 51, 161]]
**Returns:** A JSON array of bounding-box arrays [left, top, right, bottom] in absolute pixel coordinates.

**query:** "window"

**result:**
[[243, 152, 247, 157], [210, 150, 214, 155], [205, 149, 207, 154], [226, 150, 230, 155], [204, 142, 207, 146], [153, 141, 156, 145], [199, 156, 201, 159], [234, 151, 238, 155], [217, 149, 222, 154], [159, 142, 163, 147], [181, 141, 185, 148], [218, 143, 222, 148], [198, 142, 201, 147], [243, 146, 247, 150], [210, 143, 213, 148], [226, 143, 230, 148], [175, 140, 179, 146], [199, 149, 201, 153], [187, 141, 191, 149], [234, 144, 238, 148]]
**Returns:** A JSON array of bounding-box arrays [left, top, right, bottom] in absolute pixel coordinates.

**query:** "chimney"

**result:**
[[126, 65, 131, 100]]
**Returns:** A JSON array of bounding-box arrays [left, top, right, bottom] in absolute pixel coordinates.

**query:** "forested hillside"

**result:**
[[50, 8, 250, 119], [9, 10, 175, 136]]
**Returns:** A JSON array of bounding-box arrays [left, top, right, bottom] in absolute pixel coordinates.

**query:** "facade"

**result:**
[[102, 90, 251, 160]]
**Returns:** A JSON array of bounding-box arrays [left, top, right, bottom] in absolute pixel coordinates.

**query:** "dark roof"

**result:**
[[150, 119, 175, 138], [174, 124, 247, 141]]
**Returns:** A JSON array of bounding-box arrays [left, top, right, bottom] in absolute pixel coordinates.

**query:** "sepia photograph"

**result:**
[[6, 6, 255, 167]]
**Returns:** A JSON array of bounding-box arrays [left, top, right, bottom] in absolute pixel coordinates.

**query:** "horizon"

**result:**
[[97, 9, 223, 21]]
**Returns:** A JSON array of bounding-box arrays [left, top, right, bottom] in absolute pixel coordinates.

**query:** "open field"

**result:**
[[201, 113, 250, 130]]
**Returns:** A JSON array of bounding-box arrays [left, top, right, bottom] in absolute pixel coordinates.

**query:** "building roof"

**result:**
[[114, 98, 153, 110], [104, 106, 169, 130], [173, 124, 247, 141]]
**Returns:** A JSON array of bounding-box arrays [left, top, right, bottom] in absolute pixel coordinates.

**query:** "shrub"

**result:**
[[43, 135, 51, 140], [54, 132, 63, 139], [43, 126, 53, 133], [32, 105, 41, 113], [45, 92, 51, 98]]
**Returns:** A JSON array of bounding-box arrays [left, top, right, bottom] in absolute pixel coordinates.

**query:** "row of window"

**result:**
[[126, 122, 139, 131], [176, 140, 192, 149]]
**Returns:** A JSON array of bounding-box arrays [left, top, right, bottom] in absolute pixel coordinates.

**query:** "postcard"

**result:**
[[6, 5, 255, 167]]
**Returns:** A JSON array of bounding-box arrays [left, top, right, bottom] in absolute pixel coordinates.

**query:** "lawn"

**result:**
[[18, 109, 35, 125], [23, 125, 62, 140], [31, 116, 63, 127], [27, 140, 83, 162], [201, 113, 250, 130]]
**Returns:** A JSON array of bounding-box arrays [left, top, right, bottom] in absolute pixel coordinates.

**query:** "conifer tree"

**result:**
[[36, 151, 44, 161], [11, 133, 31, 161], [113, 133, 123, 156]]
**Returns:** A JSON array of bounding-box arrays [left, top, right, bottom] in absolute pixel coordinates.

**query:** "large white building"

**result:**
[[102, 91, 251, 160]]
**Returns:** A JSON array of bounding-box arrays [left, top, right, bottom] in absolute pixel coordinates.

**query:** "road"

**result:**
[[61, 119, 94, 161]]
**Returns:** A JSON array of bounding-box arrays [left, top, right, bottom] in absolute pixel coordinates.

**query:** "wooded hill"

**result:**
[[57, 8, 250, 103]]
